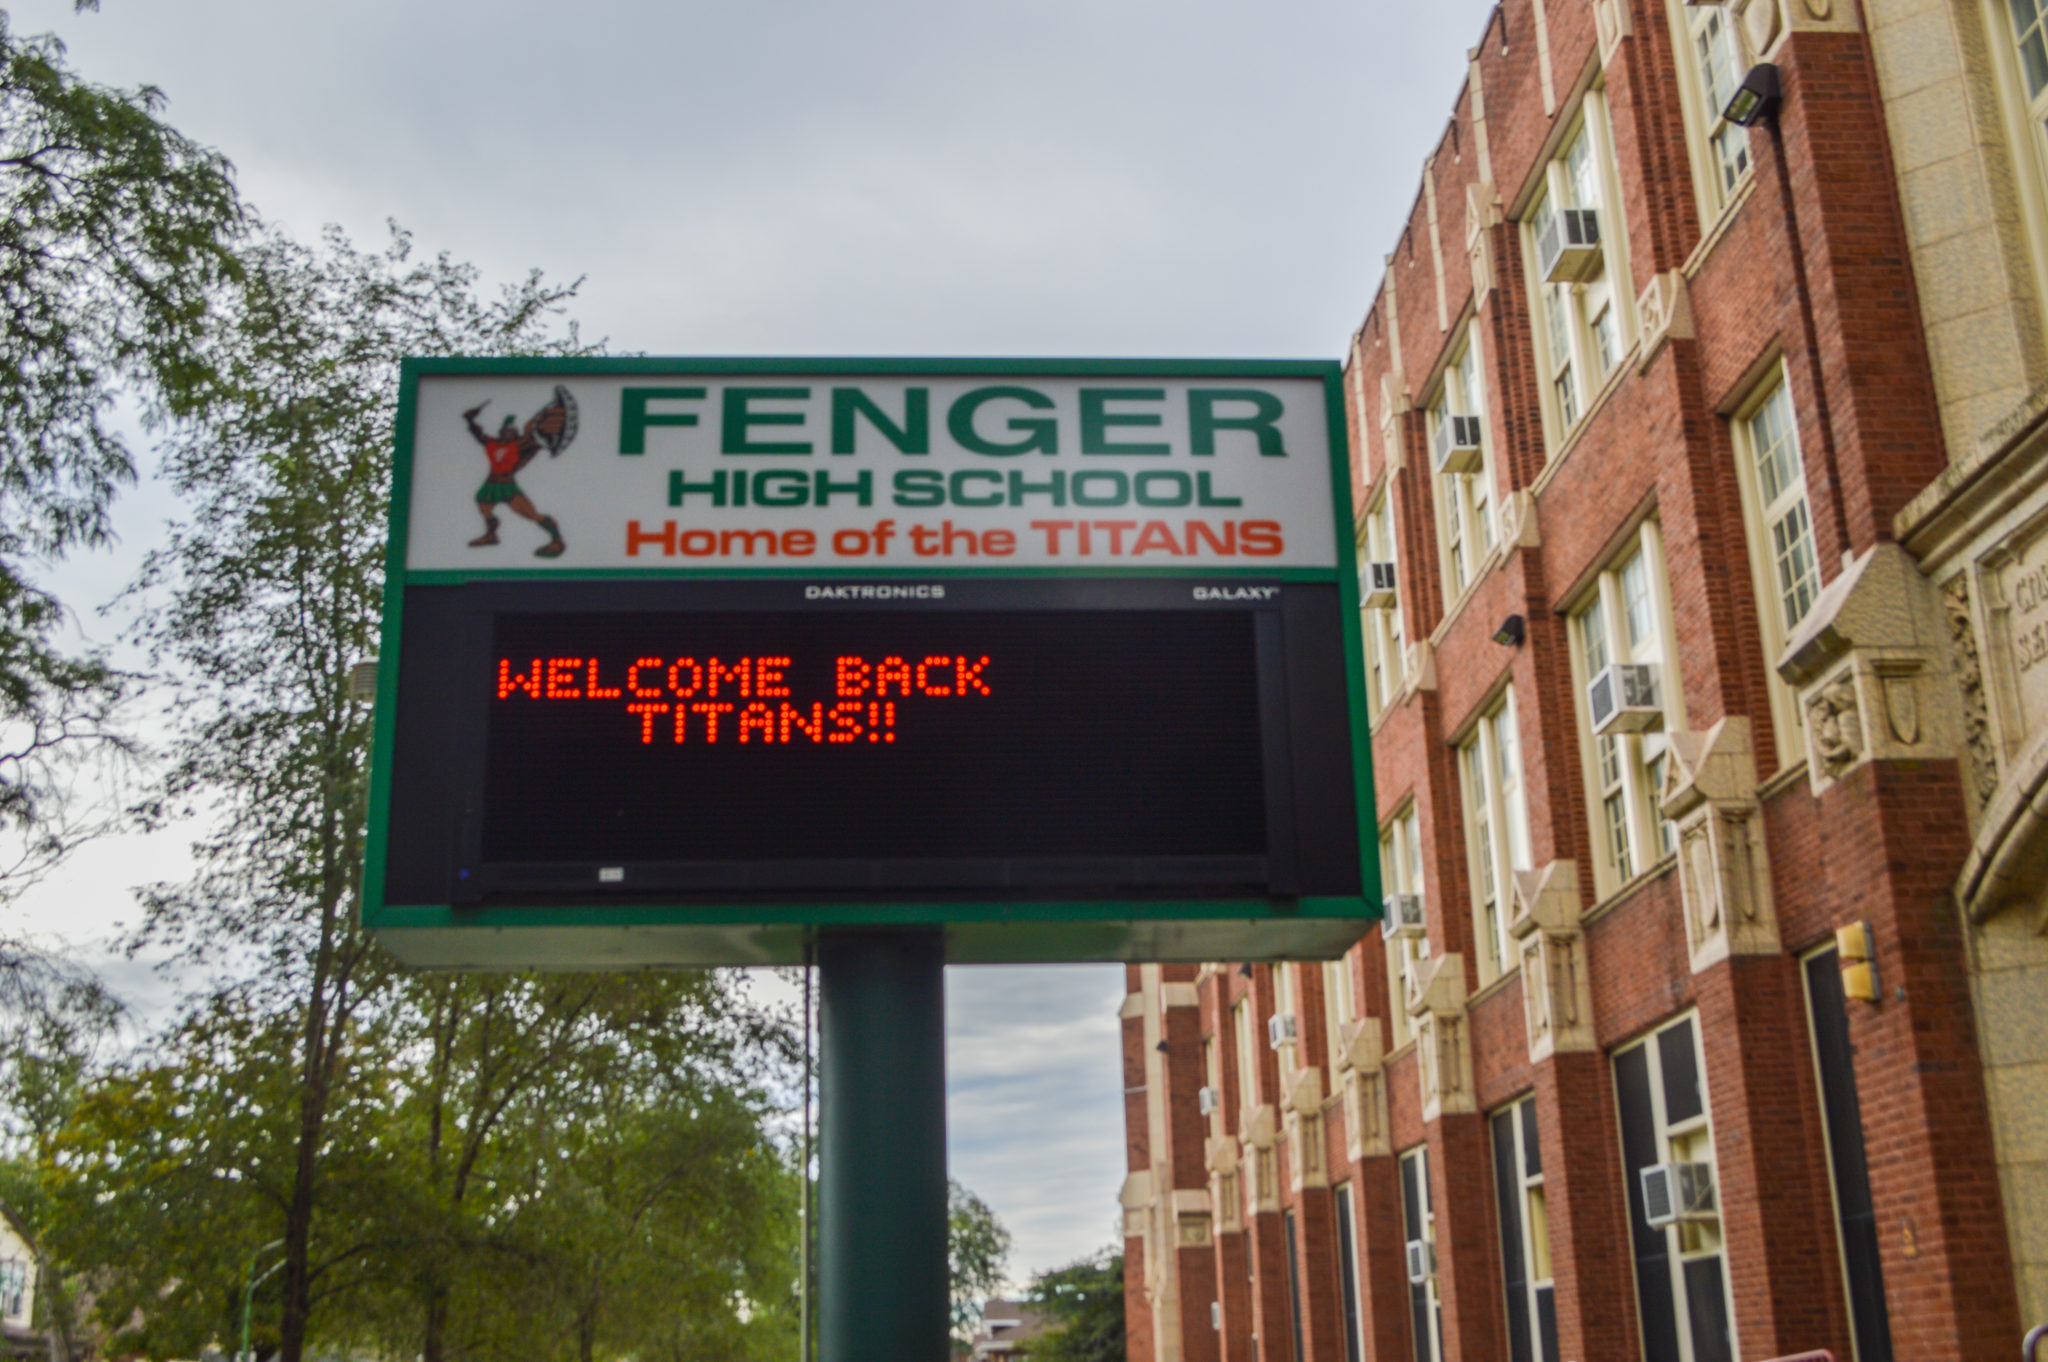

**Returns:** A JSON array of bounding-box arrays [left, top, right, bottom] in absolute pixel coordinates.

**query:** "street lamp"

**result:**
[[240, 1240, 285, 1362]]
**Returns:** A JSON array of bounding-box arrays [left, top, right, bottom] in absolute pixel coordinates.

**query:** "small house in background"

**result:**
[[969, 1298, 1047, 1360], [0, 1205, 39, 1360]]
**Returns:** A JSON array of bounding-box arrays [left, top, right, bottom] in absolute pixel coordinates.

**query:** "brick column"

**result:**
[[1533, 1051, 1637, 1362]]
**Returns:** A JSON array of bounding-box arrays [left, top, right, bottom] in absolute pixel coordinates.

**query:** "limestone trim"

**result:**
[[1637, 271, 1696, 375], [1406, 951, 1475, 1121], [1509, 860, 1597, 1061], [1957, 728, 2048, 930], [1594, 0, 1633, 66], [1778, 544, 1965, 794], [1661, 717, 1782, 971]]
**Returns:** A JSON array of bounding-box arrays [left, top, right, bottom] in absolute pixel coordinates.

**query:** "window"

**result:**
[[1234, 997, 1261, 1112], [1524, 96, 1632, 445], [1670, 0, 1754, 218], [1803, 948, 1896, 1362], [1362, 494, 1407, 715], [1400, 1146, 1445, 1362], [1381, 806, 1427, 1048], [1460, 690, 1533, 983], [1430, 333, 1496, 602], [1323, 956, 1356, 1078], [0, 1260, 24, 1321], [1732, 371, 1822, 769], [1991, 0, 2048, 304], [1493, 1097, 1560, 1362], [1273, 963, 1300, 1086], [1335, 1183, 1367, 1362], [1614, 1014, 1735, 1362], [1570, 521, 1683, 896]]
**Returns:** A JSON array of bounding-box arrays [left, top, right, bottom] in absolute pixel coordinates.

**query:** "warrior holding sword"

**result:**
[[462, 385, 578, 557]]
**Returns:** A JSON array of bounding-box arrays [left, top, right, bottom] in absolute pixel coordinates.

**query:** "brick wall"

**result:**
[[1119, 0, 2022, 1358]]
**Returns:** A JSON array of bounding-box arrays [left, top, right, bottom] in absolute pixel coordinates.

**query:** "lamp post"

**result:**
[[239, 1240, 284, 1362]]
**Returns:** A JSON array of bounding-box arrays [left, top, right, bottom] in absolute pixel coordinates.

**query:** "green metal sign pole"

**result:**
[[818, 928, 950, 1362]]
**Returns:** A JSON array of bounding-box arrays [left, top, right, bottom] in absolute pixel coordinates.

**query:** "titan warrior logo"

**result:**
[[463, 386, 580, 557]]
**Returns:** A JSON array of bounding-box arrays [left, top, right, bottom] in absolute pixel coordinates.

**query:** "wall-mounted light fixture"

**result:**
[[1836, 921, 1879, 1003], [1155, 1040, 1172, 1054], [1493, 614, 1527, 647], [1238, 963, 1255, 979], [1723, 63, 1781, 128]]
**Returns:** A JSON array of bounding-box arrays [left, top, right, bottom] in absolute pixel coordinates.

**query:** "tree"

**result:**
[[121, 221, 588, 1362], [0, 10, 243, 885], [949, 1179, 1013, 1346], [1026, 1248, 1124, 1362], [42, 970, 800, 1362]]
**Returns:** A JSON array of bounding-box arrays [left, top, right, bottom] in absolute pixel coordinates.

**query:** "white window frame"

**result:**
[[1981, 0, 2048, 322], [1569, 520, 1685, 897], [1731, 368, 1822, 772], [1613, 1014, 1735, 1362], [1523, 92, 1635, 450], [1400, 1145, 1446, 1362], [1429, 332, 1497, 604], [1272, 963, 1300, 1087], [1323, 955, 1357, 1078], [1362, 493, 1408, 716], [1666, 0, 1755, 223], [1381, 806, 1427, 1049], [1234, 996, 1260, 1113], [1459, 690, 1534, 984], [1494, 1095, 1558, 1362]]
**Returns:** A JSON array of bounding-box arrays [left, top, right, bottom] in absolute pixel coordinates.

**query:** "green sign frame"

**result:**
[[362, 357, 1380, 966]]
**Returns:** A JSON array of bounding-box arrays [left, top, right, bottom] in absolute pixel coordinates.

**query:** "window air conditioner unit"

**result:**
[[1197, 1085, 1219, 1116], [1641, 1161, 1718, 1228], [1432, 413, 1485, 475], [1380, 893, 1427, 941], [1267, 1013, 1298, 1049], [1538, 207, 1602, 285], [1362, 560, 1399, 610], [1405, 1239, 1436, 1284], [1587, 662, 1663, 736]]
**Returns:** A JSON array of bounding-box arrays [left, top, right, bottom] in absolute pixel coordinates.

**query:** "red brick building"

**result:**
[[1119, 2, 2035, 1360]]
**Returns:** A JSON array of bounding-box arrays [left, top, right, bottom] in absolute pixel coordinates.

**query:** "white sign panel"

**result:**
[[402, 370, 1340, 572]]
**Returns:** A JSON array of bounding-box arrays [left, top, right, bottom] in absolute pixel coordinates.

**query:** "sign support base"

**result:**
[[818, 928, 949, 1362]]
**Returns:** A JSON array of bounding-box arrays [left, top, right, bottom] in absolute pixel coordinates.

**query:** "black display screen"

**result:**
[[481, 610, 1266, 863], [379, 578, 1362, 907]]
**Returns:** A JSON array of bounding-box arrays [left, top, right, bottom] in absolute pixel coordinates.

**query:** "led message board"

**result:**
[[365, 360, 1378, 967]]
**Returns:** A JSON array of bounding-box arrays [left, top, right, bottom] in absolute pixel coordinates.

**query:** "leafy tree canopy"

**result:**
[[949, 1178, 1013, 1345], [1026, 1248, 1124, 1362], [0, 10, 243, 874]]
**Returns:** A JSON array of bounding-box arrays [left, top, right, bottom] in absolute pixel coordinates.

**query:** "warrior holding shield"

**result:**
[[463, 386, 579, 557]]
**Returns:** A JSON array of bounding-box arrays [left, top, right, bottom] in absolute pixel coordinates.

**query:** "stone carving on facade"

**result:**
[[1467, 180, 1500, 303], [1403, 639, 1438, 695], [1662, 716, 1781, 972], [1204, 1136, 1243, 1233], [1405, 952, 1474, 1122], [1807, 670, 1864, 778], [1735, 0, 1781, 52], [1238, 1102, 1280, 1214], [1592, 0, 1632, 65], [1119, 1168, 1152, 1242], [1636, 271, 1695, 375], [1172, 1188, 1213, 1248], [1282, 1066, 1327, 1191], [1942, 573, 2001, 808], [1379, 371, 1409, 478], [1497, 489, 1541, 552], [1337, 1017, 1391, 1161], [1508, 859, 1596, 1063], [1779, 544, 1963, 795]]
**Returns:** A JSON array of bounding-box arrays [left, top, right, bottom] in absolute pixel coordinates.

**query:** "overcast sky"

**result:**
[[10, 0, 1497, 1287]]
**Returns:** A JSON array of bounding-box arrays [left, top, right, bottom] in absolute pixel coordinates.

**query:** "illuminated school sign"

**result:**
[[363, 359, 1378, 968]]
